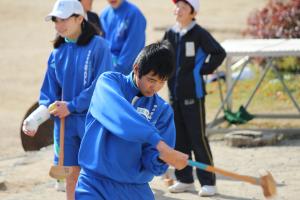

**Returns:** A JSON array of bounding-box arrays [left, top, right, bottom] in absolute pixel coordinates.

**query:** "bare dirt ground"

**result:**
[[0, 0, 300, 199]]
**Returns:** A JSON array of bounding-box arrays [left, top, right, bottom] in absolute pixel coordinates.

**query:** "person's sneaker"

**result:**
[[168, 181, 195, 193], [198, 185, 217, 196], [55, 179, 66, 192]]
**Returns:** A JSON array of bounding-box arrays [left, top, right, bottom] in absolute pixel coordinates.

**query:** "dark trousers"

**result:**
[[172, 98, 216, 186]]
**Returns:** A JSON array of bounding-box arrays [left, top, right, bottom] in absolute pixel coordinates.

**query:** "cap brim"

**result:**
[[45, 15, 53, 21], [45, 11, 72, 21]]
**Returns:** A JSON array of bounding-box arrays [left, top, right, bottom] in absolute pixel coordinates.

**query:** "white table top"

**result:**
[[221, 39, 300, 57]]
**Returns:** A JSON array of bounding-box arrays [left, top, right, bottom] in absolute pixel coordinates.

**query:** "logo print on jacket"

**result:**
[[84, 50, 92, 86], [137, 107, 150, 120], [137, 105, 158, 122]]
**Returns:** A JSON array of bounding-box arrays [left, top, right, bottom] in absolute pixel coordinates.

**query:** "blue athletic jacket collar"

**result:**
[[127, 71, 141, 96]]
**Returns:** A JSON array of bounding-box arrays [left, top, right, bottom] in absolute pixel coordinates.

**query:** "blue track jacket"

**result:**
[[78, 72, 176, 184], [100, 0, 146, 75], [39, 36, 113, 115]]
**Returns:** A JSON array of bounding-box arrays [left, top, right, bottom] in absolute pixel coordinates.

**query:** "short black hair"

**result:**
[[134, 40, 175, 80], [52, 16, 99, 48]]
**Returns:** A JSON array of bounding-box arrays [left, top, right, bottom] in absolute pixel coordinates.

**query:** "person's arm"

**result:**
[[66, 40, 113, 113], [90, 73, 188, 169], [22, 105, 50, 136], [141, 144, 168, 176], [157, 140, 188, 170], [114, 11, 146, 74], [90, 73, 162, 145], [193, 48, 208, 98], [23, 53, 60, 133], [141, 106, 176, 175], [39, 52, 61, 108], [199, 29, 226, 75]]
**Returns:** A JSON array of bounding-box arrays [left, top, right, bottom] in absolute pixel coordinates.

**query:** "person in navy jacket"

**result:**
[[75, 41, 188, 200], [163, 0, 226, 197], [100, 0, 146, 75], [22, 0, 113, 199]]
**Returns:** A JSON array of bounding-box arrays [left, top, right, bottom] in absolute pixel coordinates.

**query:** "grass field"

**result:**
[[205, 64, 300, 129]]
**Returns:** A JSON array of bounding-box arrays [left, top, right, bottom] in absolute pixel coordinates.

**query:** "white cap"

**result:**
[[173, 0, 200, 13], [45, 0, 85, 21]]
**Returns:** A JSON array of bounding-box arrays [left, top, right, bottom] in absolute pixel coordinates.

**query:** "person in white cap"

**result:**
[[163, 0, 226, 197], [22, 0, 113, 199]]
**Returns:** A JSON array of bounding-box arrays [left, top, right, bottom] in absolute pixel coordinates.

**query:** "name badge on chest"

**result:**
[[185, 42, 195, 57]]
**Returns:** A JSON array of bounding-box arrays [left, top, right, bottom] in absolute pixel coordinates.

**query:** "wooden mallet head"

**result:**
[[49, 165, 73, 179], [259, 170, 277, 198]]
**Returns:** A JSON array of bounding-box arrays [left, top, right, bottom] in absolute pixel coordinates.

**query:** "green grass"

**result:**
[[205, 67, 300, 128]]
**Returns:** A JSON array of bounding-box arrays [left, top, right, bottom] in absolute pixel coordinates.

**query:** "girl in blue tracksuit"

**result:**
[[100, 0, 146, 75], [75, 41, 188, 200], [37, 0, 112, 199]]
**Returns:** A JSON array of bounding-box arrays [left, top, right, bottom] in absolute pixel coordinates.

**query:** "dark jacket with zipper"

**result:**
[[163, 22, 226, 101]]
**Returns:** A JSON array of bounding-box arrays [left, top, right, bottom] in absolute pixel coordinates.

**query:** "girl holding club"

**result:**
[[22, 0, 113, 199]]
